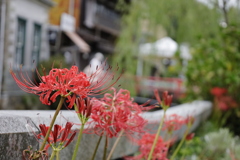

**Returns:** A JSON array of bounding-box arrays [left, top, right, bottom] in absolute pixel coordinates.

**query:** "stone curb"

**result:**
[[0, 100, 212, 160]]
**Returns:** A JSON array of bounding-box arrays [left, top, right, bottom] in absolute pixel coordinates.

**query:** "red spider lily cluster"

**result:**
[[126, 114, 195, 160], [38, 122, 76, 151], [10, 64, 195, 160], [210, 87, 237, 111], [10, 63, 121, 108], [162, 114, 186, 133], [210, 87, 227, 97], [126, 133, 169, 160], [162, 114, 195, 145], [89, 88, 147, 138], [10, 66, 89, 108], [126, 90, 195, 160]]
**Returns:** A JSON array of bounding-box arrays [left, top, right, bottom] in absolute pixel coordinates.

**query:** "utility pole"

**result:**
[[69, 0, 75, 16], [222, 0, 228, 25], [0, 0, 6, 99]]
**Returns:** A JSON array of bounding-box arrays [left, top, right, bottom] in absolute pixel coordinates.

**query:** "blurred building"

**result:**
[[0, 0, 129, 109], [0, 0, 54, 109], [48, 0, 127, 70], [48, 0, 90, 70], [79, 0, 121, 54], [78, 0, 124, 69]]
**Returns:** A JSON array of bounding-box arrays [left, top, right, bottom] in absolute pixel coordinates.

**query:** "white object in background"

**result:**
[[60, 13, 76, 32], [139, 37, 192, 60], [139, 37, 178, 58], [154, 37, 178, 58], [180, 43, 191, 60], [83, 52, 104, 76]]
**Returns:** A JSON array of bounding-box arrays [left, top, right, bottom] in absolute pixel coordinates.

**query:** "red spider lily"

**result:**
[[154, 90, 173, 110], [186, 133, 195, 141], [75, 97, 92, 123], [162, 114, 185, 133], [210, 87, 238, 110], [184, 115, 195, 126], [89, 87, 147, 138], [125, 133, 169, 160], [213, 93, 237, 111], [10, 64, 121, 108], [37, 122, 76, 150], [217, 95, 237, 111], [210, 87, 227, 97]]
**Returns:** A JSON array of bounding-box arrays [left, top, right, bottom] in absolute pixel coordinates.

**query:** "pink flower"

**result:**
[[37, 122, 76, 150], [162, 114, 185, 133], [89, 88, 147, 138], [10, 64, 120, 108], [126, 133, 169, 160]]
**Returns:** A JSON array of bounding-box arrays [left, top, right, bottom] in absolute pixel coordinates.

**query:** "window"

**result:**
[[32, 24, 41, 66], [15, 18, 26, 65]]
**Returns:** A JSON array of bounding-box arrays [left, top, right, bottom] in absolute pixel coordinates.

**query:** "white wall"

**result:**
[[1, 0, 52, 108], [6, 0, 51, 69]]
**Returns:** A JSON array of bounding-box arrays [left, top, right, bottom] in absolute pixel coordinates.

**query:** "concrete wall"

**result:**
[[0, 101, 212, 160]]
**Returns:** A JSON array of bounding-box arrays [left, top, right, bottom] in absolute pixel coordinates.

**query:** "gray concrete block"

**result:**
[[0, 100, 212, 160]]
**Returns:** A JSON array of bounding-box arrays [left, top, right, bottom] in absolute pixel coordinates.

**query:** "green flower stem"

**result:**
[[147, 110, 167, 160], [56, 150, 60, 160], [106, 130, 124, 160], [220, 110, 231, 127], [165, 132, 173, 155], [40, 96, 65, 151], [103, 136, 108, 160], [91, 135, 103, 160], [72, 123, 85, 160], [170, 125, 191, 160], [49, 150, 57, 160], [180, 154, 186, 160]]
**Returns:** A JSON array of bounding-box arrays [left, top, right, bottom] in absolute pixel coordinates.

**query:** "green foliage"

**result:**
[[203, 128, 234, 158], [176, 127, 240, 160], [200, 128, 240, 160], [37, 54, 70, 75], [21, 94, 47, 110], [222, 143, 240, 160], [113, 0, 221, 76], [185, 24, 240, 135], [185, 24, 240, 101], [194, 120, 219, 137], [176, 137, 204, 159]]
